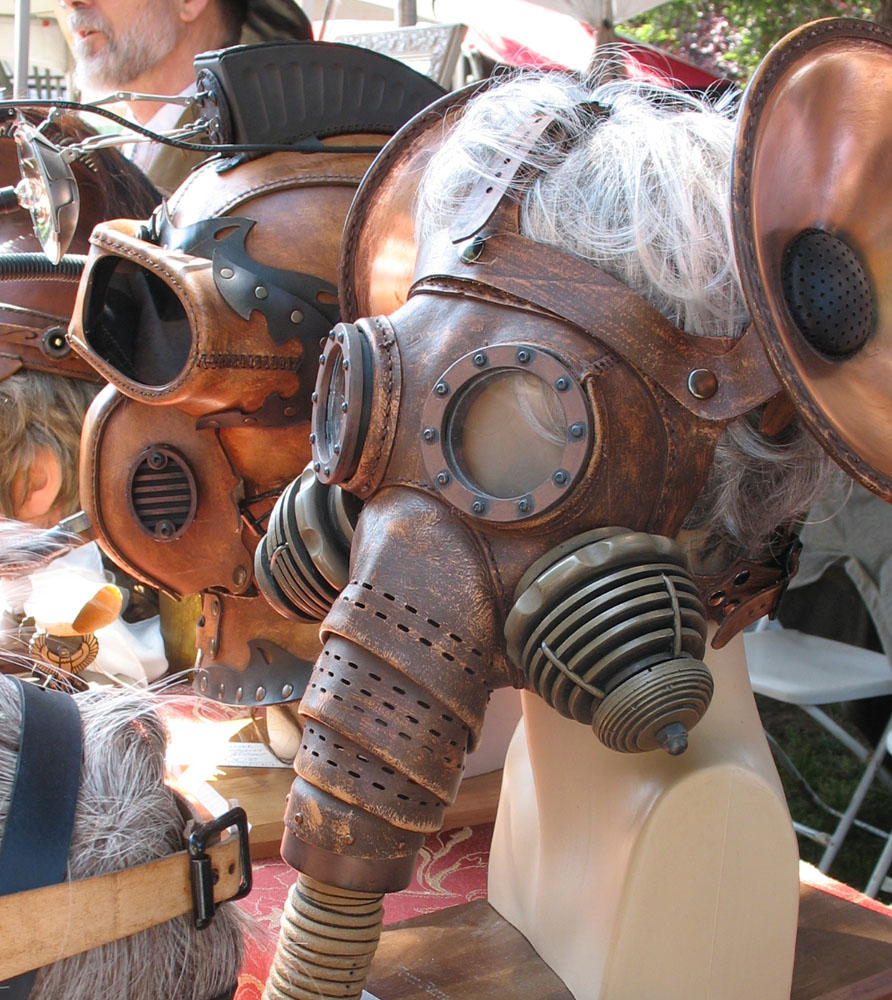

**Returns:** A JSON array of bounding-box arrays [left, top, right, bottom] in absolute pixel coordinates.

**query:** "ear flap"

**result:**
[[733, 17, 892, 498]]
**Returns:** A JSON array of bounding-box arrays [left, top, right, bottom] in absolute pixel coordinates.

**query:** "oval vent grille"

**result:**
[[127, 445, 198, 541]]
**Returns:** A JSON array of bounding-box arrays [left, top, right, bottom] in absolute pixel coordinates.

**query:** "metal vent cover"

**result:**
[[127, 445, 198, 541]]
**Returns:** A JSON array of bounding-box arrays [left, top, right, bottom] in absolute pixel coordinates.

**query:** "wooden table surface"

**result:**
[[365, 889, 892, 1000]]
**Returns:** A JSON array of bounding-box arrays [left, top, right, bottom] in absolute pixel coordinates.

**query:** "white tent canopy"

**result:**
[[1, 0, 663, 88]]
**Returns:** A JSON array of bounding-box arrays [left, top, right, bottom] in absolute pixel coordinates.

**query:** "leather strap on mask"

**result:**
[[696, 534, 802, 648], [413, 223, 782, 423]]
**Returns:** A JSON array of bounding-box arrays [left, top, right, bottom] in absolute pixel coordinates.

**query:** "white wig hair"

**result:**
[[416, 67, 836, 561], [0, 676, 246, 1000]]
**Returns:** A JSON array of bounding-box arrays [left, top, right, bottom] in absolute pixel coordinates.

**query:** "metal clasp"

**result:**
[[188, 806, 252, 929]]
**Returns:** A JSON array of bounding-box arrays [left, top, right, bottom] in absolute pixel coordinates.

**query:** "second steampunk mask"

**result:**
[[69, 46, 445, 705]]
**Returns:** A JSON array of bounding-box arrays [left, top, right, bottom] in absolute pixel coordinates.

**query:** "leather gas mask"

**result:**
[[68, 49, 444, 706], [260, 19, 892, 908]]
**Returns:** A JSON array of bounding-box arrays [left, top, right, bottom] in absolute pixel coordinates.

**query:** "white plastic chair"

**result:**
[[744, 622, 892, 881]]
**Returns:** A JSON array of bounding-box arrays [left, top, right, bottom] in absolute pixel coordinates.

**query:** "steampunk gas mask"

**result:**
[[256, 20, 892, 967], [68, 45, 444, 706]]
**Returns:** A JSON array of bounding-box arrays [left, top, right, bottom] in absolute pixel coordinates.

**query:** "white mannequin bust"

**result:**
[[488, 625, 798, 1000]]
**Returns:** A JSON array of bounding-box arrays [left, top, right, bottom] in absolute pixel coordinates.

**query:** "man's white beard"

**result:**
[[71, 4, 181, 94]]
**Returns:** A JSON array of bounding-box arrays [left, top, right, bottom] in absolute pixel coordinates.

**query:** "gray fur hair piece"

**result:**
[[415, 66, 837, 562], [0, 676, 245, 1000]]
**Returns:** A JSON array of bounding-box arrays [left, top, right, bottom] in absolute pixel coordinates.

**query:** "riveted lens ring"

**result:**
[[421, 343, 592, 523], [310, 322, 372, 485]]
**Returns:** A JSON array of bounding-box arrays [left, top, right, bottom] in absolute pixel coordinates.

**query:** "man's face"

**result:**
[[66, 0, 182, 93]]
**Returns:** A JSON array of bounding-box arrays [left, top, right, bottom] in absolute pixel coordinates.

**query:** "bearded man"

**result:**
[[59, 0, 312, 194]]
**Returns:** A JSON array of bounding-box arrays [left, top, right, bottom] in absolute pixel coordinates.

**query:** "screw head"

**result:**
[[422, 427, 438, 444], [552, 469, 569, 486], [569, 422, 586, 439], [471, 499, 487, 515], [473, 352, 487, 367], [199, 674, 208, 692], [555, 376, 570, 392], [435, 381, 449, 397], [516, 497, 531, 514], [436, 471, 451, 486], [254, 285, 268, 300], [687, 368, 718, 399], [516, 348, 532, 364]]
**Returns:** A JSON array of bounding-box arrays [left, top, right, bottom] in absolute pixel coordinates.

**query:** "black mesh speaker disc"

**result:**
[[781, 228, 874, 359]]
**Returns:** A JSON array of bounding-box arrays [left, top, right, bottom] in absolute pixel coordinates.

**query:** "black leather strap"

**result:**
[[0, 679, 82, 999]]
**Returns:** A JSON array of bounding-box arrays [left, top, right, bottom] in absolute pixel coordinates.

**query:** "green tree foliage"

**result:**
[[624, 0, 881, 82]]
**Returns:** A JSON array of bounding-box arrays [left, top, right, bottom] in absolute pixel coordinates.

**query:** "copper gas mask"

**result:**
[[256, 19, 892, 919], [67, 47, 444, 706]]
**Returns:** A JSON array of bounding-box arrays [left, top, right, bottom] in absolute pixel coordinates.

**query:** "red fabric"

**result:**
[[234, 824, 493, 1000]]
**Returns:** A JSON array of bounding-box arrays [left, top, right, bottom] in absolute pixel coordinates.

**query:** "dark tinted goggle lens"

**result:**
[[83, 256, 192, 387]]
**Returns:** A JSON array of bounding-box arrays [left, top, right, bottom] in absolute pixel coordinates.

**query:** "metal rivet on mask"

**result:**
[[218, 683, 225, 699], [516, 497, 532, 515], [337, 330, 345, 343], [344, 833, 355, 846], [422, 427, 438, 444], [148, 451, 166, 470], [342, 359, 350, 371], [569, 422, 586, 440], [219, 267, 234, 279], [314, 461, 321, 472], [211, 598, 220, 616], [254, 286, 268, 300], [555, 377, 570, 392], [309, 432, 316, 443], [687, 369, 718, 400], [209, 638, 217, 655], [155, 520, 175, 540], [199, 674, 208, 692], [235, 686, 243, 704], [436, 471, 451, 486], [41, 326, 69, 358], [312, 391, 319, 403], [233, 566, 247, 586], [290, 310, 303, 324], [459, 236, 486, 264], [471, 499, 487, 515], [552, 469, 569, 486], [319, 353, 327, 365], [324, 466, 331, 477], [516, 348, 532, 365], [282, 683, 294, 699], [472, 352, 488, 367], [255, 686, 267, 702], [333, 444, 341, 454], [435, 382, 449, 397]]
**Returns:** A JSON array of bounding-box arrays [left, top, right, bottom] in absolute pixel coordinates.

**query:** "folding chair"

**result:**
[[743, 481, 892, 894]]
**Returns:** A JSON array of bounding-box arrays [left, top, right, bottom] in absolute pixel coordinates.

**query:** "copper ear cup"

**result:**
[[733, 18, 892, 498]]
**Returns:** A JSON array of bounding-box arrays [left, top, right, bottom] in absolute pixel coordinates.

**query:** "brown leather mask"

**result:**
[[70, 48, 446, 704], [267, 19, 892, 893]]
